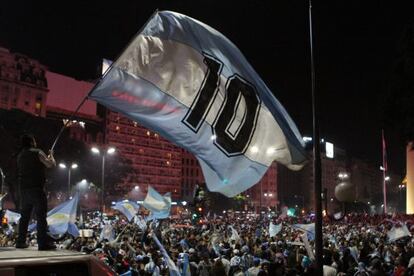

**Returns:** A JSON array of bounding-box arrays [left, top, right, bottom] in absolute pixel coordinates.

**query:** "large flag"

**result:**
[[47, 193, 80, 237], [143, 186, 171, 219], [89, 11, 306, 197], [112, 200, 140, 221]]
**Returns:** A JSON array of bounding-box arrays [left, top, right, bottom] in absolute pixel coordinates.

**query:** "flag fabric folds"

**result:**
[[269, 222, 282, 237], [291, 223, 315, 241], [152, 233, 180, 276], [46, 193, 80, 237], [143, 186, 171, 219], [112, 200, 140, 221], [89, 10, 306, 197], [4, 210, 21, 224], [100, 223, 115, 242], [134, 215, 148, 231], [387, 224, 411, 242]]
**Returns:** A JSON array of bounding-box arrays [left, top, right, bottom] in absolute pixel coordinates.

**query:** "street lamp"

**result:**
[[338, 173, 349, 180], [59, 162, 78, 198], [91, 146, 116, 216], [294, 194, 305, 209]]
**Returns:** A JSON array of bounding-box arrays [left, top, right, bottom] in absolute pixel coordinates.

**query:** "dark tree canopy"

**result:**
[[0, 109, 133, 198]]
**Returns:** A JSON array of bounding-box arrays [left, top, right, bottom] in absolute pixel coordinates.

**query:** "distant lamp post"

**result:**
[[294, 194, 305, 209], [59, 162, 78, 198], [91, 146, 116, 215], [398, 184, 406, 212]]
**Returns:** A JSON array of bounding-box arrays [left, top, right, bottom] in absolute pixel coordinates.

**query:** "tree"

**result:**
[[0, 109, 134, 201]]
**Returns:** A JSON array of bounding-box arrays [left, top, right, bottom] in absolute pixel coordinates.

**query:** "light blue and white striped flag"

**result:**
[[292, 223, 315, 241], [89, 11, 306, 197], [46, 193, 80, 237], [143, 186, 171, 220], [269, 222, 282, 237], [152, 233, 180, 276], [100, 223, 115, 242], [112, 200, 140, 221], [4, 210, 21, 224]]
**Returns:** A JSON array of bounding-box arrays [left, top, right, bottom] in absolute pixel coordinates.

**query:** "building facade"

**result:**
[[0, 47, 48, 117], [103, 110, 183, 200]]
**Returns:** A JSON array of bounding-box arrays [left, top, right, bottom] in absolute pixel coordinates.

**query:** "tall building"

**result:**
[[244, 162, 278, 211], [0, 47, 48, 117], [103, 110, 182, 200], [181, 150, 204, 201], [277, 139, 348, 212]]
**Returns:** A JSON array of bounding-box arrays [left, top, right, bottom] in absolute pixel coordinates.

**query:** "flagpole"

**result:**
[[308, 0, 323, 274], [50, 9, 160, 152]]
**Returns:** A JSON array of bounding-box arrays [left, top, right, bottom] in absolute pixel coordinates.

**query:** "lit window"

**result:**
[[115, 126, 120, 131], [146, 131, 150, 136]]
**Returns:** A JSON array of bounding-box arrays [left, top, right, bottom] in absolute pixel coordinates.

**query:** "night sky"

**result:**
[[1, 1, 413, 177]]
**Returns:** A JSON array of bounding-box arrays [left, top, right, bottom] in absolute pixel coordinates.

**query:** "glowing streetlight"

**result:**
[[59, 162, 78, 198], [91, 146, 116, 216]]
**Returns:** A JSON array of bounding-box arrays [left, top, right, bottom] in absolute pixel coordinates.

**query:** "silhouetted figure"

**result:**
[[15, 134, 56, 250]]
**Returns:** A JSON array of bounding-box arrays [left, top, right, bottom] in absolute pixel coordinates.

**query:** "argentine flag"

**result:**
[[269, 222, 282, 237], [291, 223, 315, 241], [112, 200, 140, 221], [4, 210, 21, 225], [152, 233, 180, 276], [143, 186, 171, 219], [89, 11, 306, 197], [47, 193, 80, 238]]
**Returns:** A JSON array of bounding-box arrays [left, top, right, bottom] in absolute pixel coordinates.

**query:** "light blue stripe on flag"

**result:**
[[89, 11, 306, 197], [112, 200, 140, 221]]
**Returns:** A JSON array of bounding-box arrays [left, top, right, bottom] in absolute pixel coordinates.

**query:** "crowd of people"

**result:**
[[2, 211, 414, 275]]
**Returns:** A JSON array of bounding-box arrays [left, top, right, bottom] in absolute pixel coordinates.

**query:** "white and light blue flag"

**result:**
[[89, 10, 306, 197], [292, 223, 315, 241], [46, 193, 80, 237], [112, 200, 140, 221], [387, 224, 411, 242], [4, 210, 21, 224], [269, 222, 282, 237], [152, 233, 180, 276], [143, 186, 171, 219], [100, 223, 115, 242], [134, 215, 148, 231]]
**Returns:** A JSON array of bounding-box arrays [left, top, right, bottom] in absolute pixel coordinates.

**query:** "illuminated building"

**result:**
[[0, 47, 48, 117]]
